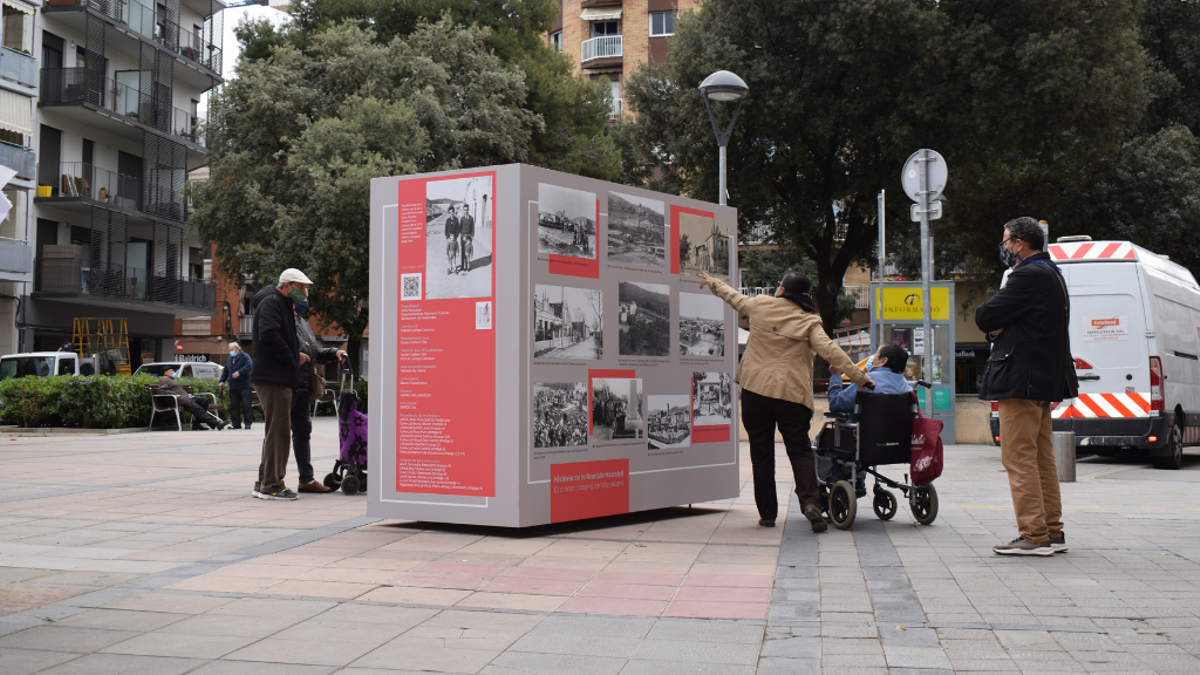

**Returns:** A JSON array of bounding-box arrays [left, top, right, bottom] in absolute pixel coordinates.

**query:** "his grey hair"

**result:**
[[229, 341, 241, 350], [1003, 216, 1044, 251]]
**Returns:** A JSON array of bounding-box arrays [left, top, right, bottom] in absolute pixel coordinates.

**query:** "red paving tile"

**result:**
[[479, 576, 585, 596], [673, 585, 772, 603], [415, 561, 510, 576], [663, 600, 768, 620], [576, 582, 677, 601], [591, 572, 683, 587], [502, 566, 595, 582], [558, 596, 669, 617], [682, 573, 774, 588]]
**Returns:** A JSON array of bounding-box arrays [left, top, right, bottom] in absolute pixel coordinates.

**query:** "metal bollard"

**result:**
[[1053, 431, 1076, 482]]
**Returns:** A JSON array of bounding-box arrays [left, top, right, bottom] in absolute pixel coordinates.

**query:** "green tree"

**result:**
[[620, 0, 1159, 330], [192, 19, 540, 352], [239, 0, 619, 179]]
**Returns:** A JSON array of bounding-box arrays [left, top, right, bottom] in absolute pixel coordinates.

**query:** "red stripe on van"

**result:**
[[1076, 395, 1109, 417], [1049, 245, 1066, 260], [1098, 242, 1121, 259], [1070, 243, 1094, 260], [1101, 393, 1135, 418]]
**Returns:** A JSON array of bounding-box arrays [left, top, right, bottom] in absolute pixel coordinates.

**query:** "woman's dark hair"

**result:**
[[779, 270, 818, 313], [879, 343, 909, 374]]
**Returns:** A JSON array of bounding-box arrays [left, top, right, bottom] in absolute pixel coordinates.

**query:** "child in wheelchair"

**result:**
[[813, 373, 939, 529]]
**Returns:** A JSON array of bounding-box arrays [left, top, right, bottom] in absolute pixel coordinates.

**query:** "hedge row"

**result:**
[[0, 375, 369, 429]]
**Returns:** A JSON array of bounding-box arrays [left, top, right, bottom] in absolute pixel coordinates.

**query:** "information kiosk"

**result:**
[[870, 281, 957, 440], [368, 165, 740, 527]]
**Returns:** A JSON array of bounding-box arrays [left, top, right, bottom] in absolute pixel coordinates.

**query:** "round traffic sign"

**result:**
[[175, 340, 183, 354], [901, 149, 948, 203]]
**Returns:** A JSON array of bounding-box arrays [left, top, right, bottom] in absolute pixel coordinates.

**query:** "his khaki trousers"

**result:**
[[997, 398, 1063, 543], [254, 382, 293, 494]]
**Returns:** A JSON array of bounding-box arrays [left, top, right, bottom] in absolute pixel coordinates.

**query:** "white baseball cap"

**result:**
[[278, 268, 313, 285]]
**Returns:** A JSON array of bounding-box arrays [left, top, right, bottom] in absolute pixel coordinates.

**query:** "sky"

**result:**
[[202, 4, 292, 113]]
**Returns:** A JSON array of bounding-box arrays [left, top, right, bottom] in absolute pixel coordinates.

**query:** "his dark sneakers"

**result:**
[[1049, 535, 1068, 553], [253, 489, 298, 501], [803, 505, 828, 533], [993, 537, 1054, 556]]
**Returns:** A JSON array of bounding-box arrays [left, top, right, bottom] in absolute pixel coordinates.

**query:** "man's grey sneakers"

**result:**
[[253, 489, 299, 501], [1049, 535, 1068, 553], [993, 537, 1054, 556]]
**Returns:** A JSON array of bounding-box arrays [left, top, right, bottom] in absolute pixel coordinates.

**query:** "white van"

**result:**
[[0, 352, 80, 379], [1043, 237, 1200, 469]]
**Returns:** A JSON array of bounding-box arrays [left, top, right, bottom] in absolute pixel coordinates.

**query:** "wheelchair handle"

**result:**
[[915, 379, 933, 389]]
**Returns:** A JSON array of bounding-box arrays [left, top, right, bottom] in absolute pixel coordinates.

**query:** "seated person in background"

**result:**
[[828, 342, 913, 417], [827, 343, 913, 494], [157, 368, 229, 430]]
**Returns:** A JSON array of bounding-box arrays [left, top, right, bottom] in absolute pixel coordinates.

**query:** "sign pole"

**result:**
[[876, 189, 885, 351], [919, 151, 933, 415]]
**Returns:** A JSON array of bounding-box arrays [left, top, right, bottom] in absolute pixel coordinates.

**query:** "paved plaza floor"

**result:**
[[2, 417, 1200, 674]]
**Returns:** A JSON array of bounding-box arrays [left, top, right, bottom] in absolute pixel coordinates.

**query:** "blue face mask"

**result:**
[[229, 351, 237, 358], [294, 300, 309, 314], [167, 371, 176, 378]]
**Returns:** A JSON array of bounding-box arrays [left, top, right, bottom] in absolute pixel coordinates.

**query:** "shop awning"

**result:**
[[580, 7, 622, 21]]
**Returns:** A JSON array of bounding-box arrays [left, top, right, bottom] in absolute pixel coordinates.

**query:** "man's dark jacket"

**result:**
[[975, 251, 1079, 402], [220, 351, 252, 390], [460, 213, 475, 239], [250, 285, 300, 388]]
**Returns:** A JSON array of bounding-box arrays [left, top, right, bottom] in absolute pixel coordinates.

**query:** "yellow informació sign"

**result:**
[[875, 287, 951, 321]]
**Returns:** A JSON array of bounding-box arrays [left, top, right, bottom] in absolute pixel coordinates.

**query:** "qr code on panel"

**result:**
[[401, 273, 422, 301]]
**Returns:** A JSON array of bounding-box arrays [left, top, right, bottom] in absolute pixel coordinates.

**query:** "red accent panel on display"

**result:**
[[548, 200, 601, 278], [588, 369, 636, 435], [670, 205, 715, 275], [692, 425, 731, 444], [395, 171, 497, 496], [550, 458, 630, 523]]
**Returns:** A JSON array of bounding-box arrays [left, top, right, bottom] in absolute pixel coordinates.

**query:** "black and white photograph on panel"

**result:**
[[692, 372, 733, 426], [647, 394, 691, 450], [678, 292, 725, 357], [425, 175, 493, 299], [533, 285, 603, 359], [592, 377, 644, 441], [678, 212, 730, 281], [618, 281, 671, 357], [533, 383, 588, 449], [607, 192, 666, 268], [537, 183, 597, 259]]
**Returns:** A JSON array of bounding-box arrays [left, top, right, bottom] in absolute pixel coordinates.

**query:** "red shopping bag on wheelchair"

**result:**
[[910, 391, 944, 484]]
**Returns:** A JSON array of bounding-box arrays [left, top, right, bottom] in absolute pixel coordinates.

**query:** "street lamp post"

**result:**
[[699, 70, 749, 206]]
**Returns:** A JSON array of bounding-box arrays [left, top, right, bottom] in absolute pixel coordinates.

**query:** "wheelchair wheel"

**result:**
[[341, 474, 360, 495], [872, 489, 898, 521], [829, 481, 857, 530], [911, 484, 938, 525], [323, 472, 341, 490]]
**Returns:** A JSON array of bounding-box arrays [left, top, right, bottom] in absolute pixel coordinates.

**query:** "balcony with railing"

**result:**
[[175, 23, 221, 73], [37, 161, 142, 211], [0, 143, 35, 182], [0, 237, 34, 283], [1, 46, 38, 89], [35, 259, 215, 311], [43, 0, 157, 42], [40, 68, 207, 147], [609, 97, 623, 118], [581, 35, 622, 63]]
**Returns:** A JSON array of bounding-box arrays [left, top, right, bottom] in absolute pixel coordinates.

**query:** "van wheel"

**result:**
[[1153, 423, 1184, 470]]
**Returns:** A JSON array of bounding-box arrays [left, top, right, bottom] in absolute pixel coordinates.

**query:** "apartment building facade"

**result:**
[[550, 0, 698, 118], [0, 0, 223, 366]]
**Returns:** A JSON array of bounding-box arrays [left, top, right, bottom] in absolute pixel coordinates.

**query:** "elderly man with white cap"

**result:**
[[250, 268, 313, 500]]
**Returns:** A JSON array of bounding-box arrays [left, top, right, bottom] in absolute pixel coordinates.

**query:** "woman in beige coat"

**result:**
[[699, 270, 873, 531]]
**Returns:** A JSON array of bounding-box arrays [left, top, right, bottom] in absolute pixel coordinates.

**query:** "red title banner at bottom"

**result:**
[[550, 459, 629, 524]]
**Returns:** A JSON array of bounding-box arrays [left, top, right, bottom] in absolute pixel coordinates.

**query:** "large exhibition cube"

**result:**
[[368, 164, 739, 527]]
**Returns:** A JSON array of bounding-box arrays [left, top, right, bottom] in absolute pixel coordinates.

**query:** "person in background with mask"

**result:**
[[157, 367, 228, 430], [290, 295, 346, 494], [218, 341, 253, 429], [250, 268, 310, 501], [976, 217, 1078, 556]]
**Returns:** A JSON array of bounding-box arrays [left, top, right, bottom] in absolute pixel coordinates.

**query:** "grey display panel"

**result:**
[[369, 164, 739, 527]]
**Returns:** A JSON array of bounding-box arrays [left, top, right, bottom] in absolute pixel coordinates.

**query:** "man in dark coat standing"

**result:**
[[291, 304, 346, 493], [976, 217, 1079, 556], [458, 203, 475, 275], [218, 341, 253, 429], [250, 268, 311, 501], [444, 206, 460, 275]]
